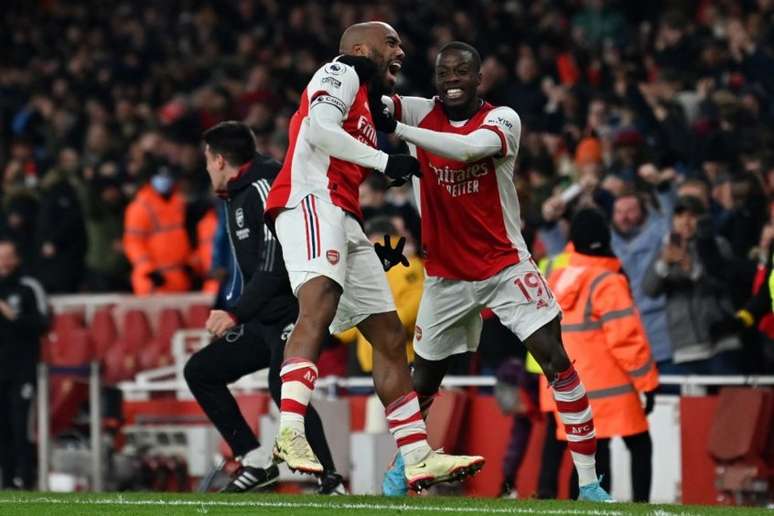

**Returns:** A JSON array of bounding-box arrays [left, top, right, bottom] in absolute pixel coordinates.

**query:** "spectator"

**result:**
[[507, 49, 546, 120], [642, 196, 743, 373], [123, 163, 194, 295], [0, 238, 49, 489], [82, 174, 131, 292], [0, 190, 38, 271], [611, 164, 675, 369], [716, 172, 768, 261], [572, 0, 628, 49], [34, 148, 88, 293]]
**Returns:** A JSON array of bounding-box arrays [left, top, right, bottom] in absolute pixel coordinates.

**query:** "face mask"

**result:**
[[151, 174, 174, 195]]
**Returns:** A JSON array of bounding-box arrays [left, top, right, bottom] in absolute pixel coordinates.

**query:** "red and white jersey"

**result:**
[[265, 60, 379, 222], [393, 96, 527, 281]]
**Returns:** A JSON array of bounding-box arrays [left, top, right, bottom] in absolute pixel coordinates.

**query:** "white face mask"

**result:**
[[151, 174, 174, 195]]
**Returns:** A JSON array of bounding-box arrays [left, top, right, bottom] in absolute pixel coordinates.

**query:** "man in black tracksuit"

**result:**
[[185, 122, 342, 494], [0, 238, 49, 489]]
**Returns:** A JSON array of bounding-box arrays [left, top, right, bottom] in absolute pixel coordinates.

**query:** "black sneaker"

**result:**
[[220, 464, 279, 493], [317, 471, 347, 495]]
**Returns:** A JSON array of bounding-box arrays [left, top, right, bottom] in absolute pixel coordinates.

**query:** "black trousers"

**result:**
[[0, 378, 35, 488], [183, 319, 336, 472]]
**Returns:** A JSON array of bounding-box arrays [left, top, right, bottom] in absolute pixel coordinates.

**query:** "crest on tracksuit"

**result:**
[[235, 208, 244, 228]]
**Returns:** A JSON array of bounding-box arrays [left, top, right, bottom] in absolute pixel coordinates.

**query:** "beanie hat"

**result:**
[[570, 208, 614, 257], [575, 137, 602, 166]]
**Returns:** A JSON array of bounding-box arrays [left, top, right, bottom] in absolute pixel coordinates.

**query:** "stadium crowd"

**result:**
[[2, 0, 774, 382]]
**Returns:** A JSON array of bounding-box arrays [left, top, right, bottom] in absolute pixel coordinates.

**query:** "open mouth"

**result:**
[[445, 88, 464, 100], [386, 60, 402, 82]]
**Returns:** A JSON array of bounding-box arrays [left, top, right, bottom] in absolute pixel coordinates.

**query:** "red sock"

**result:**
[[279, 357, 317, 433], [551, 366, 598, 486], [385, 392, 432, 465]]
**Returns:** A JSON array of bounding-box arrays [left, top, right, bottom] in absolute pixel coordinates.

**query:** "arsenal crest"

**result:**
[[326, 249, 340, 265]]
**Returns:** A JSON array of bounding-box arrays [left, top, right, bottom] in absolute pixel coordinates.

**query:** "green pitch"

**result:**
[[0, 491, 770, 515]]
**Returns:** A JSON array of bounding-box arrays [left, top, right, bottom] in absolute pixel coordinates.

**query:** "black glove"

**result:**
[[384, 154, 421, 182], [374, 235, 410, 271], [147, 270, 166, 287], [643, 391, 656, 415], [369, 96, 397, 133]]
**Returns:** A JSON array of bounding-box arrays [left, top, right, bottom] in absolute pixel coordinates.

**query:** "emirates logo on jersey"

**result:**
[[415, 325, 423, 341], [428, 160, 492, 198], [356, 115, 378, 147]]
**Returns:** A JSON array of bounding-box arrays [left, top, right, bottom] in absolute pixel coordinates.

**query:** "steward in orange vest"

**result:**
[[543, 208, 658, 502], [123, 170, 194, 295]]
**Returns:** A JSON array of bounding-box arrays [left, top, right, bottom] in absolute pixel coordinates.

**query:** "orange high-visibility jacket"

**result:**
[[123, 185, 193, 295], [541, 251, 659, 439], [194, 208, 220, 294]]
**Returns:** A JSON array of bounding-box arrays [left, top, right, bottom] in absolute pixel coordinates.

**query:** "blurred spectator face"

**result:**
[[478, 56, 506, 95], [587, 99, 608, 131], [101, 185, 122, 206], [10, 140, 33, 161], [516, 54, 538, 83], [661, 20, 684, 47], [672, 197, 704, 240], [58, 148, 80, 174], [673, 211, 698, 241], [86, 124, 111, 155], [612, 195, 644, 235], [0, 241, 20, 278], [702, 160, 725, 184], [246, 65, 271, 92]]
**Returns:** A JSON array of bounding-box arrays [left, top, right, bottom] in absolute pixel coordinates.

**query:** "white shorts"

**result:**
[[274, 195, 395, 334], [413, 259, 562, 361]]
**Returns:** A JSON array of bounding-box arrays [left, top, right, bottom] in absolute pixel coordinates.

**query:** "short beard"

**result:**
[[368, 49, 391, 95]]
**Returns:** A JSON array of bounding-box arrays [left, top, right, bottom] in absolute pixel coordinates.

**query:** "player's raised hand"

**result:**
[[384, 154, 421, 181], [374, 235, 410, 271]]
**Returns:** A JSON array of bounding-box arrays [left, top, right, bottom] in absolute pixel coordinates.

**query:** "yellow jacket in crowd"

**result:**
[[337, 255, 424, 372]]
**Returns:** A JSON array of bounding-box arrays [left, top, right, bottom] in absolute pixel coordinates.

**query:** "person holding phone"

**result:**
[[642, 195, 743, 374]]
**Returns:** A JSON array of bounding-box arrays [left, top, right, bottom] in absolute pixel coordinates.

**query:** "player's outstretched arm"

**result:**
[[402, 106, 520, 163], [395, 123, 503, 162]]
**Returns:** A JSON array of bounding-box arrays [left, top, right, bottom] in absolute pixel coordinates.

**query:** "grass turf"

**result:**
[[0, 492, 771, 516]]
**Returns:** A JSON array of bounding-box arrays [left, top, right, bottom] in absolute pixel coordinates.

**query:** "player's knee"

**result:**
[[412, 357, 442, 395], [183, 355, 203, 386], [528, 334, 569, 379]]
